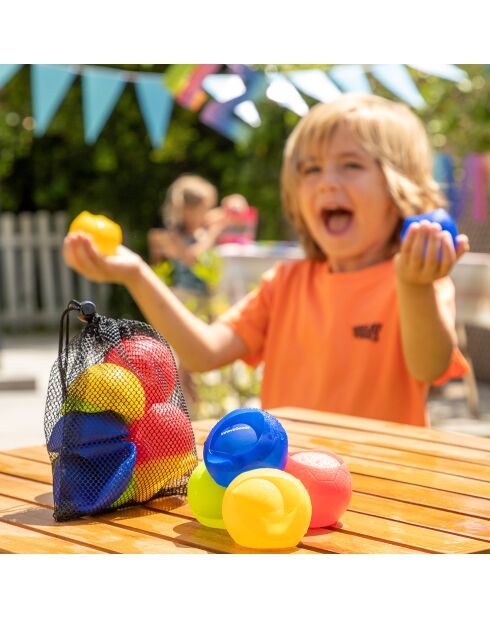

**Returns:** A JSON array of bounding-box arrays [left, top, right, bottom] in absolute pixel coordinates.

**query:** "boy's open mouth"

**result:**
[[321, 208, 353, 235]]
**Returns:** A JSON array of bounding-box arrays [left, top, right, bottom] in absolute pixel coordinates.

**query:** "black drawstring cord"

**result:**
[[58, 299, 96, 397]]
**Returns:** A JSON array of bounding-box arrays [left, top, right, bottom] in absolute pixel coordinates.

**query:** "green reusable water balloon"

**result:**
[[187, 461, 226, 529]]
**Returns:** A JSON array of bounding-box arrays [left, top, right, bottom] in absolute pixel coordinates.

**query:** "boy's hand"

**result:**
[[63, 232, 144, 285], [395, 220, 469, 286]]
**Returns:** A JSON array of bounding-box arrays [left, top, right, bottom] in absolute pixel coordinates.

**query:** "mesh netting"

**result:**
[[44, 300, 198, 521]]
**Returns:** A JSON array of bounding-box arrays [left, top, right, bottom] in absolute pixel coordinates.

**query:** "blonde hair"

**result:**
[[281, 93, 446, 260], [162, 175, 218, 229]]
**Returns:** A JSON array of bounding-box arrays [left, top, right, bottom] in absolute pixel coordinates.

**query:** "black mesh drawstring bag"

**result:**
[[44, 299, 198, 522]]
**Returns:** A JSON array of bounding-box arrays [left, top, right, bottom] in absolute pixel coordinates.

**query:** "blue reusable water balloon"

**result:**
[[53, 442, 136, 516], [48, 411, 129, 452], [49, 411, 136, 517], [400, 208, 458, 249], [204, 408, 288, 487]]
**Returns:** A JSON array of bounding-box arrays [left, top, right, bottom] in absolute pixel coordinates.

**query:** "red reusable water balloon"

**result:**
[[105, 335, 177, 406], [285, 449, 352, 528], [128, 402, 195, 464]]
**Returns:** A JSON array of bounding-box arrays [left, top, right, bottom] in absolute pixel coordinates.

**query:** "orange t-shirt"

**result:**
[[219, 257, 468, 427]]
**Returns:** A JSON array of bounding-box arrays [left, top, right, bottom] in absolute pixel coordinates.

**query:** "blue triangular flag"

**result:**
[[408, 64, 467, 83], [200, 99, 251, 143], [371, 64, 426, 109], [31, 65, 77, 136], [135, 75, 173, 149], [287, 69, 341, 103], [329, 65, 371, 93], [0, 64, 23, 89], [82, 68, 126, 144], [266, 73, 309, 116]]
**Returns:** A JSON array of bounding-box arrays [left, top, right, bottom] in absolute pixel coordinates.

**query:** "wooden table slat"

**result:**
[[349, 493, 490, 542], [272, 407, 490, 452], [0, 494, 210, 554], [0, 520, 106, 554]]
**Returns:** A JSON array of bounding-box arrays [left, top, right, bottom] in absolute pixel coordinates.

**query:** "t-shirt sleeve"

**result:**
[[432, 276, 470, 386], [217, 263, 280, 367]]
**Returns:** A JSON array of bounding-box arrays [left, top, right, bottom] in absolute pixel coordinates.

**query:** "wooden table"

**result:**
[[1, 407, 489, 554]]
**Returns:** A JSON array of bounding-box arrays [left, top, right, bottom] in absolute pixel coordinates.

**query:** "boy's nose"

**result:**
[[318, 168, 340, 190]]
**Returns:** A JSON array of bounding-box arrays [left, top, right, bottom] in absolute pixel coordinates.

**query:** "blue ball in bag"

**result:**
[[204, 408, 288, 487], [400, 208, 458, 249]]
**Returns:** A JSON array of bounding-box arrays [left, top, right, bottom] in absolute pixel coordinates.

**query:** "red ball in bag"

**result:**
[[105, 335, 177, 405], [128, 402, 195, 464], [285, 449, 352, 528]]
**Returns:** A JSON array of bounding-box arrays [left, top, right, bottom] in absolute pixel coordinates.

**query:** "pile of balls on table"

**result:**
[[188, 407, 352, 550]]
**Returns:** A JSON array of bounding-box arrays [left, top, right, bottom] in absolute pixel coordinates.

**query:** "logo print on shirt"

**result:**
[[353, 323, 383, 342]]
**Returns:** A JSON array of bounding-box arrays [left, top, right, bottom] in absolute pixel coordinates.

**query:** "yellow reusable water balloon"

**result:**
[[222, 468, 311, 550], [114, 452, 198, 504], [64, 363, 146, 423], [187, 461, 226, 529], [69, 211, 123, 256]]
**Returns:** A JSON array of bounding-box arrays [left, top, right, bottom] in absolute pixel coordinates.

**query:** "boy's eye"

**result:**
[[344, 161, 362, 169], [302, 165, 322, 175]]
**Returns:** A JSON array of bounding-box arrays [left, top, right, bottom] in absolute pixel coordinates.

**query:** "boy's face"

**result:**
[[183, 200, 213, 233], [297, 124, 400, 272]]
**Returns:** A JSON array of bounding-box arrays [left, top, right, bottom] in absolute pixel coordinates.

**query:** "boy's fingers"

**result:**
[[399, 222, 419, 270], [456, 234, 469, 258], [408, 223, 429, 269], [401, 222, 419, 255], [422, 226, 440, 274], [438, 232, 454, 275]]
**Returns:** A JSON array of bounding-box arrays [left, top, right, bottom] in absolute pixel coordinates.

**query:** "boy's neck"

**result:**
[[327, 248, 396, 273]]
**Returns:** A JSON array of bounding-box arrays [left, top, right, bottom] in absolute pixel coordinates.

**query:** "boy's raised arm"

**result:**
[[395, 220, 469, 383], [63, 232, 247, 371]]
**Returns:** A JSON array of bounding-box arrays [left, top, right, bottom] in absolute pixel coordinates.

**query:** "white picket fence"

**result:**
[[0, 211, 109, 328]]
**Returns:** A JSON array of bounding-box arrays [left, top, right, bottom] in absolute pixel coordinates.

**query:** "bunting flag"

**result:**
[[473, 155, 487, 222], [176, 64, 221, 111], [287, 69, 341, 103], [82, 67, 126, 144], [265, 73, 309, 116], [0, 64, 23, 89], [371, 64, 426, 109], [457, 155, 478, 221], [134, 75, 173, 149], [408, 64, 467, 82], [433, 153, 459, 217], [199, 99, 251, 143], [200, 65, 266, 142], [202, 74, 246, 102], [202, 73, 261, 127], [234, 101, 261, 128], [31, 65, 77, 136], [329, 65, 372, 93]]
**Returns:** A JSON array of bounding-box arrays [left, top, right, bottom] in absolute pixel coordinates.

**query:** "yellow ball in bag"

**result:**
[[69, 211, 122, 256], [63, 363, 146, 423]]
